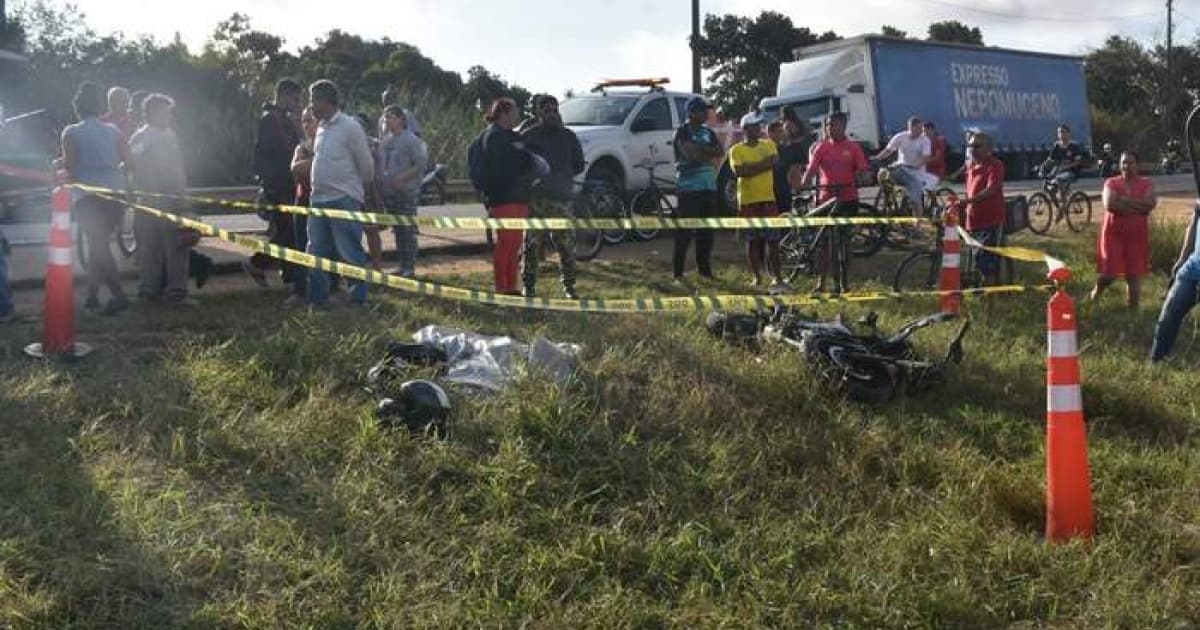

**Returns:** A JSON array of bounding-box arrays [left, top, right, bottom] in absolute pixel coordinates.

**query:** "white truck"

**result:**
[[559, 79, 736, 209]]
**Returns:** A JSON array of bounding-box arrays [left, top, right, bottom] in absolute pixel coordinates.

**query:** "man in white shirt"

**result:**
[[874, 115, 936, 211], [306, 79, 376, 307]]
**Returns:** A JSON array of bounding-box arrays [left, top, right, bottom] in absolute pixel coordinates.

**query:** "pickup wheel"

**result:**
[[586, 164, 627, 245]]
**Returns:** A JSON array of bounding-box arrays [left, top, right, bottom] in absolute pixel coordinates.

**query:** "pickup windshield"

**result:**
[[561, 96, 640, 127]]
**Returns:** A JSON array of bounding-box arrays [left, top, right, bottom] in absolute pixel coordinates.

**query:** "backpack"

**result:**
[[467, 130, 487, 194]]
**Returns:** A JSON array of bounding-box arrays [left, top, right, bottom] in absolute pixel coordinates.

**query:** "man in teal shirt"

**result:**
[[672, 97, 723, 285]]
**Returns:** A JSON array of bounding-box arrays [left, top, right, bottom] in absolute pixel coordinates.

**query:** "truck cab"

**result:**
[[560, 79, 735, 207]]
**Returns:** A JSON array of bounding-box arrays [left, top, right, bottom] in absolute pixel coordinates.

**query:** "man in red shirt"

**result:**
[[800, 112, 870, 293], [923, 121, 947, 180], [962, 132, 1005, 286]]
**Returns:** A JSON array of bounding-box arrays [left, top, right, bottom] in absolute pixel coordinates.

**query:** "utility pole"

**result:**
[[691, 0, 702, 94], [1165, 0, 1174, 137]]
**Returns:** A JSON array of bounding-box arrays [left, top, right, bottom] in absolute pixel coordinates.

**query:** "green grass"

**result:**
[[1, 222, 1199, 629]]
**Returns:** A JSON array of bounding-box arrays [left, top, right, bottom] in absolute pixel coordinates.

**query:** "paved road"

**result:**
[[5, 174, 1197, 246]]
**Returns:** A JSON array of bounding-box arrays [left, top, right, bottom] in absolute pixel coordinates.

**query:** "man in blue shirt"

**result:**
[[1151, 202, 1200, 362], [672, 97, 723, 285]]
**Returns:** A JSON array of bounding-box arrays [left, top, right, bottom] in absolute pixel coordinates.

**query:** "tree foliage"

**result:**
[[880, 25, 908, 39], [2, 1, 530, 184], [926, 21, 984, 46], [694, 11, 838, 117]]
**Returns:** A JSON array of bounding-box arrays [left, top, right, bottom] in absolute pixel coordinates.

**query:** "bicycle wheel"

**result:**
[[629, 188, 665, 241], [847, 201, 887, 258], [571, 195, 604, 263], [780, 222, 821, 283], [1064, 191, 1092, 233], [893, 251, 939, 293], [1026, 192, 1054, 235], [586, 185, 626, 245]]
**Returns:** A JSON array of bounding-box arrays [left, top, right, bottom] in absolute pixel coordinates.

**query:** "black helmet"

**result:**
[[375, 379, 452, 437], [704, 311, 760, 344]]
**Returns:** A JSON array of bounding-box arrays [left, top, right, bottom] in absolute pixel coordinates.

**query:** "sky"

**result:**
[[50, 0, 1200, 95]]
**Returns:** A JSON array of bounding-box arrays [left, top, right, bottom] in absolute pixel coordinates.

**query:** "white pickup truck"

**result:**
[[559, 80, 736, 210]]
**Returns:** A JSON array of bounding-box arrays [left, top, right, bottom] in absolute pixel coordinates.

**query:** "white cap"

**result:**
[[740, 112, 764, 128]]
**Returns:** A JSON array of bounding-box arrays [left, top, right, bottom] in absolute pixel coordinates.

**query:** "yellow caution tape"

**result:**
[[72, 183, 919, 231], [956, 226, 1067, 271], [95, 192, 1052, 313]]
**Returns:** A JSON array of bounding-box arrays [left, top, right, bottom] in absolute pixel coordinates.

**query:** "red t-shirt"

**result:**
[[965, 156, 1005, 230], [804, 138, 869, 203], [927, 135, 947, 178]]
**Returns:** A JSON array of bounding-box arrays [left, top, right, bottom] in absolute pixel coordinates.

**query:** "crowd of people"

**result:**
[[0, 76, 1198, 363]]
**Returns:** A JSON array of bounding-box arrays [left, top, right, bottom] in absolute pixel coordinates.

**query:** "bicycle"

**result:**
[[1026, 165, 1092, 234], [892, 203, 1014, 292], [628, 158, 677, 241], [873, 164, 951, 250], [778, 185, 879, 292], [568, 184, 622, 262]]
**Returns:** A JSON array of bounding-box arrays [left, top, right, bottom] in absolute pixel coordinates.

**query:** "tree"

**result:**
[[927, 20, 983, 46], [880, 25, 908, 39], [464, 65, 530, 113], [1085, 36, 1155, 115], [694, 11, 838, 116]]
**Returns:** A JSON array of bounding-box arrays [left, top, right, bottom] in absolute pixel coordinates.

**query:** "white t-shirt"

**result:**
[[886, 132, 931, 169]]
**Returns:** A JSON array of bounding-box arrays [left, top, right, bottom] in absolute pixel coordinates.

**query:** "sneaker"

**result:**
[[522, 286, 537, 299], [241, 260, 268, 288], [101, 296, 130, 316], [563, 286, 579, 300]]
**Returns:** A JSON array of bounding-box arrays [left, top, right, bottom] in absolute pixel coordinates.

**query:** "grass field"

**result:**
[[1, 216, 1199, 629]]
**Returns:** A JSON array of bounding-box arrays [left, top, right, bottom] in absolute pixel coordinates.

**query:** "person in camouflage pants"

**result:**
[[520, 95, 585, 299]]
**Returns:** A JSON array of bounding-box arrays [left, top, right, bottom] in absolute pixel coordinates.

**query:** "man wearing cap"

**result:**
[[728, 112, 785, 292], [520, 94, 585, 299], [671, 97, 723, 286]]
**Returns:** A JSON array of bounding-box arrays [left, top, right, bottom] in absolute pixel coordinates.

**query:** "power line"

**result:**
[[910, 0, 1161, 23]]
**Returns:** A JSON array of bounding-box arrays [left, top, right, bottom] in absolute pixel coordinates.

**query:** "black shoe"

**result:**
[[522, 286, 537, 299], [564, 286, 579, 300]]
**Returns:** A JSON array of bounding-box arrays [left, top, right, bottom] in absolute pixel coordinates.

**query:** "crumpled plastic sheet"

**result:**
[[412, 325, 582, 392]]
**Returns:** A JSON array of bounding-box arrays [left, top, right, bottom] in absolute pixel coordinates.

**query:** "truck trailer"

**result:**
[[760, 34, 1092, 177]]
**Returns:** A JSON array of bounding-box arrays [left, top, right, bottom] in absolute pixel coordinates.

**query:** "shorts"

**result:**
[[970, 225, 1003, 276], [738, 201, 781, 242]]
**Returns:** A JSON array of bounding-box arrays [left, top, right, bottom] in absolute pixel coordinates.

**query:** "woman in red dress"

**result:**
[[1089, 151, 1156, 308]]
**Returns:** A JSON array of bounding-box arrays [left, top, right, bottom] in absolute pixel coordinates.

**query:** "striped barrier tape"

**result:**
[[71, 183, 920, 231], [93, 191, 1051, 313], [956, 226, 1067, 271]]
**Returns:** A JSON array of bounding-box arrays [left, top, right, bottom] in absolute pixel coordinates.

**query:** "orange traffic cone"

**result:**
[[25, 180, 94, 359], [939, 203, 962, 315], [1045, 266, 1093, 542]]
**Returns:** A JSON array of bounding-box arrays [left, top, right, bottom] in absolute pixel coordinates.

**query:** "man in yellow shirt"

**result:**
[[728, 112, 784, 292]]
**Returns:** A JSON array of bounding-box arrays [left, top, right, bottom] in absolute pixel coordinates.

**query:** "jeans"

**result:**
[[385, 193, 418, 277], [307, 196, 369, 305], [891, 165, 925, 209], [292, 214, 308, 297], [0, 228, 12, 317], [1151, 276, 1200, 361]]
